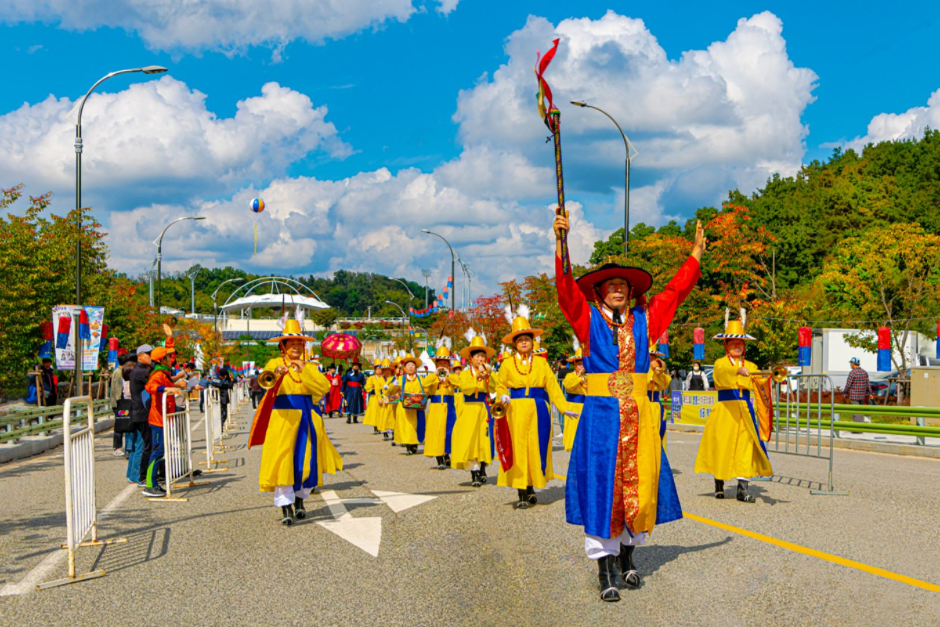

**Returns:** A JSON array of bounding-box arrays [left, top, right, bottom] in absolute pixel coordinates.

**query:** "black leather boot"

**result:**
[[280, 505, 294, 526], [526, 486, 537, 505], [715, 479, 725, 499], [373, 427, 380, 434], [479, 462, 488, 484], [618, 545, 641, 589], [515, 489, 529, 509], [346, 417, 352, 424], [443, 454, 451, 468], [436, 456, 446, 470], [353, 416, 359, 423], [736, 480, 756, 503], [471, 471, 482, 488], [598, 555, 621, 602], [294, 497, 306, 520]]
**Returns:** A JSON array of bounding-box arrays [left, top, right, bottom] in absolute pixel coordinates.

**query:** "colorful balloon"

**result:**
[[250, 198, 265, 213]]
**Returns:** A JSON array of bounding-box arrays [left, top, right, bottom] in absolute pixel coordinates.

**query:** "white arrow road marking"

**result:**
[[316, 490, 382, 557], [370, 490, 437, 513]]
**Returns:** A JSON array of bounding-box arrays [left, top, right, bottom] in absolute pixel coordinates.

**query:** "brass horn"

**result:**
[[755, 365, 789, 384], [258, 370, 279, 389], [491, 400, 509, 419]]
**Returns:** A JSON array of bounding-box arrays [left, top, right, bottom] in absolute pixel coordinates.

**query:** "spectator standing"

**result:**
[[143, 347, 186, 497], [39, 358, 58, 406], [129, 345, 154, 487], [211, 369, 234, 426], [249, 370, 264, 409], [110, 353, 131, 456], [844, 357, 873, 424], [685, 362, 710, 391]]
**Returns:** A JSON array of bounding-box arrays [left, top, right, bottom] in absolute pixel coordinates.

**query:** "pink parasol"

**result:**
[[320, 333, 362, 361]]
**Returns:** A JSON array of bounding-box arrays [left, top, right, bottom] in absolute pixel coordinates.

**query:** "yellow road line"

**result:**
[[552, 471, 938, 594], [683, 512, 940, 594]]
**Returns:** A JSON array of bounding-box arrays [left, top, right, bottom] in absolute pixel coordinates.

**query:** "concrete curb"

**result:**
[[0, 417, 115, 464], [666, 422, 940, 460]]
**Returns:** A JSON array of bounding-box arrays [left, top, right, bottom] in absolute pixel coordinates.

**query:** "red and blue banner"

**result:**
[[55, 316, 71, 349], [798, 326, 812, 367], [693, 327, 705, 360], [410, 276, 454, 317], [936, 321, 939, 360], [658, 330, 670, 359], [108, 337, 119, 368], [877, 326, 891, 372], [78, 308, 91, 340]]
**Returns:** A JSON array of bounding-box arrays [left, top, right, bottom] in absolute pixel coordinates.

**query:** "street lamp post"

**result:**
[[187, 267, 203, 315], [384, 300, 410, 338], [422, 229, 455, 312], [154, 216, 205, 312], [73, 65, 166, 394], [571, 100, 638, 255], [212, 278, 246, 334]]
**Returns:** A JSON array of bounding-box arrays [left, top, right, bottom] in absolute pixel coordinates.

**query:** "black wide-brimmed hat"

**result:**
[[575, 263, 653, 302]]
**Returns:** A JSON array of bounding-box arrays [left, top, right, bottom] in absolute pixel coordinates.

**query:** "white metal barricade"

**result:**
[[149, 396, 208, 502], [199, 388, 228, 471], [38, 397, 127, 590]]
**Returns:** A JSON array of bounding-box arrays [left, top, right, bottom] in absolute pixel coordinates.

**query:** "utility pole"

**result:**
[[422, 269, 431, 309]]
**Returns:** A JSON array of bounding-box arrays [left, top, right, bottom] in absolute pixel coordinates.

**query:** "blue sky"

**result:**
[[2, 1, 939, 296]]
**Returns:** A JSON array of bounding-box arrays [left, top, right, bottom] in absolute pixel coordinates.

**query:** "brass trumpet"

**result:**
[[754, 365, 789, 383], [258, 370, 279, 389], [436, 367, 449, 378], [491, 400, 509, 419]]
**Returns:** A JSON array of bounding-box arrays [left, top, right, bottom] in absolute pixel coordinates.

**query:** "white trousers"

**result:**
[[273, 485, 312, 507], [585, 530, 647, 559]]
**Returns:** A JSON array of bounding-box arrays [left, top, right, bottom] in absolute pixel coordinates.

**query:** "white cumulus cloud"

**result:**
[[0, 0, 417, 57], [843, 89, 940, 151]]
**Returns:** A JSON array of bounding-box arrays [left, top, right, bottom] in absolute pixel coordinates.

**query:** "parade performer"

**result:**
[[376, 359, 397, 440], [424, 340, 461, 470], [648, 351, 671, 445], [693, 313, 772, 502], [562, 344, 586, 452], [391, 353, 431, 455], [324, 364, 343, 418], [495, 306, 575, 510], [452, 331, 497, 487], [342, 360, 367, 424], [248, 320, 343, 525], [363, 358, 384, 433], [553, 212, 705, 600]]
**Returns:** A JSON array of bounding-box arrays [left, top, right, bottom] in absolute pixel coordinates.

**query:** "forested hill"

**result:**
[[148, 267, 434, 320]]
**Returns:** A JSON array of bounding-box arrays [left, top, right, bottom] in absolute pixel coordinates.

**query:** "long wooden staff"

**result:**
[[535, 38, 570, 274]]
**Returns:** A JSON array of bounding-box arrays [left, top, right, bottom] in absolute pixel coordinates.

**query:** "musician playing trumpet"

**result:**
[[451, 331, 498, 487], [646, 351, 672, 452], [424, 340, 462, 469], [248, 319, 343, 526]]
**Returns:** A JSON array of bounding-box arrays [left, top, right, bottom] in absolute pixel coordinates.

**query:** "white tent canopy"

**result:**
[[219, 292, 329, 313]]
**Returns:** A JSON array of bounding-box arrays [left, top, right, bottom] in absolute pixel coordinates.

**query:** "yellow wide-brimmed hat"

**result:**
[[533, 340, 548, 358], [380, 358, 392, 369], [567, 347, 583, 363], [459, 336, 496, 360], [502, 315, 543, 345], [433, 346, 453, 361], [270, 318, 317, 343], [399, 352, 423, 368], [713, 319, 756, 341]]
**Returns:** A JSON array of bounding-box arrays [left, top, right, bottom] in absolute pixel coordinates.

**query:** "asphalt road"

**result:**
[[2, 402, 939, 626]]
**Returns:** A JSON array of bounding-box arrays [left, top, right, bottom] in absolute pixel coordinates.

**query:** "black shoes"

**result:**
[[479, 463, 488, 484], [346, 418, 352, 424], [143, 484, 166, 498], [525, 486, 537, 505], [598, 556, 621, 602], [373, 427, 380, 434], [471, 471, 482, 488], [294, 497, 306, 520], [515, 489, 529, 509], [618, 545, 641, 589], [443, 454, 451, 468], [281, 505, 294, 526], [736, 480, 756, 503], [353, 417, 359, 424], [436, 456, 446, 470], [715, 479, 725, 499]]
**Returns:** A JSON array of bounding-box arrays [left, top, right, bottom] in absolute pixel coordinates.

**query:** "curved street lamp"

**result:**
[[73, 65, 167, 393], [570, 100, 638, 254], [421, 229, 456, 312], [212, 277, 246, 332], [154, 216, 205, 312]]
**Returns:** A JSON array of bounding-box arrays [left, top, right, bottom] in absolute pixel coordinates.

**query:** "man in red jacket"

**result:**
[[143, 346, 186, 498]]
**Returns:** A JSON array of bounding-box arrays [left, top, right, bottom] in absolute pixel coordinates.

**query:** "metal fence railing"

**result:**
[[149, 397, 207, 503], [38, 397, 127, 590], [1, 400, 111, 444]]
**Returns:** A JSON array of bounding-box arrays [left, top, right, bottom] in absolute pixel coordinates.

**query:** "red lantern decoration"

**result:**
[[41, 321, 54, 341]]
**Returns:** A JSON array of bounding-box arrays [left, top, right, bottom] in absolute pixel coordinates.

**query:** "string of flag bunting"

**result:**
[[410, 275, 453, 318]]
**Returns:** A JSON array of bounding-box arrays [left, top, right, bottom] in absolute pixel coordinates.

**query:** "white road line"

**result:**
[[0, 483, 137, 597]]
